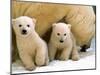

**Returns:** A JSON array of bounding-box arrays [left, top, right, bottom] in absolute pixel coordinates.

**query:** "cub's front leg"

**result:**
[[71, 46, 80, 61], [19, 51, 36, 71], [59, 47, 72, 61], [35, 45, 48, 66], [48, 44, 57, 61]]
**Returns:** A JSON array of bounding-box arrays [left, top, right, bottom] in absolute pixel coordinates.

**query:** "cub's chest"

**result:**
[[17, 38, 36, 53]]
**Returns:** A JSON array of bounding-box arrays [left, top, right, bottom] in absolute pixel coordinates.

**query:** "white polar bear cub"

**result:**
[[48, 23, 80, 61], [12, 16, 49, 71]]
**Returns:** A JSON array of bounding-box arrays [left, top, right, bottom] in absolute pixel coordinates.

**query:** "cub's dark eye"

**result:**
[[19, 24, 22, 27], [64, 33, 66, 36], [57, 33, 60, 36], [27, 24, 30, 27]]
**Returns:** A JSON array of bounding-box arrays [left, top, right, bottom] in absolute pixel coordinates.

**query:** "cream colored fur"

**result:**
[[12, 1, 95, 46], [12, 1, 95, 61], [12, 16, 49, 71], [48, 23, 80, 61]]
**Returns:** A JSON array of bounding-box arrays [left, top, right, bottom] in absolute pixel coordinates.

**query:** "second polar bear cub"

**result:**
[[48, 23, 80, 61], [12, 16, 49, 71]]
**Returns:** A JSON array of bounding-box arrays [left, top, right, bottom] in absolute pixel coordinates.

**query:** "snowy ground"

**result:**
[[12, 38, 96, 74]]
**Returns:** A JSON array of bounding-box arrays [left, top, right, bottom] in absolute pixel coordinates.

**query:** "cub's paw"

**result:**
[[59, 56, 69, 61], [25, 65, 36, 71], [72, 55, 80, 61]]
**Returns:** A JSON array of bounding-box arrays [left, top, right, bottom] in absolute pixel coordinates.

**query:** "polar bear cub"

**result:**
[[12, 16, 49, 71], [48, 23, 80, 61]]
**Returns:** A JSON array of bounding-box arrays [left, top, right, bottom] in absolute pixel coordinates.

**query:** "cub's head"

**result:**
[[12, 16, 36, 37], [52, 23, 71, 43]]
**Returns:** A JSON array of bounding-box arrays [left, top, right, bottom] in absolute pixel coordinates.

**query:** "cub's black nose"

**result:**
[[22, 29, 27, 34], [60, 40, 64, 43]]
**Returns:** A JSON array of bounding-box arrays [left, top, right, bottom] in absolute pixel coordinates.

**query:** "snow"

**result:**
[[12, 38, 96, 74]]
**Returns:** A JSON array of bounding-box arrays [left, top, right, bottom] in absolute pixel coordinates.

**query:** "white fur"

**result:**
[[48, 23, 80, 61], [12, 16, 49, 71]]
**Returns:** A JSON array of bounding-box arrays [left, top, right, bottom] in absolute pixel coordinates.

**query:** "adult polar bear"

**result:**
[[12, 1, 95, 61]]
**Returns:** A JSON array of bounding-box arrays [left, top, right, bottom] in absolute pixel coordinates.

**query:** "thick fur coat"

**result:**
[[12, 1, 95, 61], [12, 16, 48, 70], [48, 23, 79, 61]]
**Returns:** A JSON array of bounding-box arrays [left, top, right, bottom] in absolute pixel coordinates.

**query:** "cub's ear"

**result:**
[[12, 19, 16, 25], [67, 24, 71, 29], [52, 23, 57, 28], [32, 18, 36, 24]]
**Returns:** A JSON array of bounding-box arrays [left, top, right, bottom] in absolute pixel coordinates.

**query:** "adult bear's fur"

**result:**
[[12, 1, 95, 62]]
